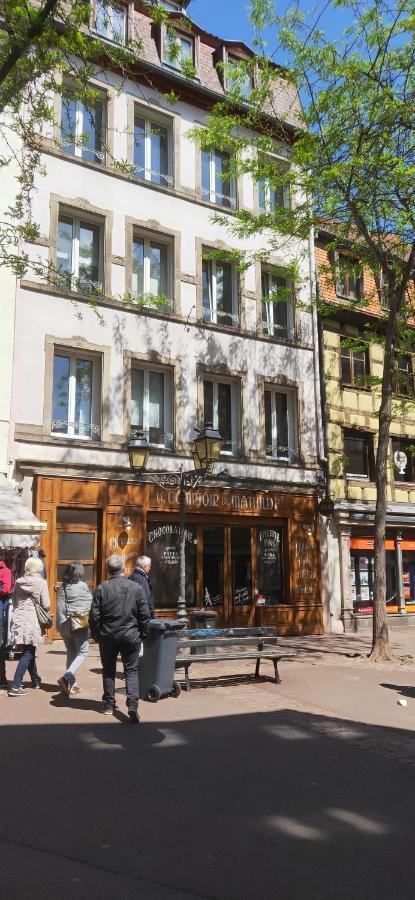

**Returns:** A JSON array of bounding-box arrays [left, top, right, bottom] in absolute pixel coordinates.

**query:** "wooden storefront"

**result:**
[[35, 475, 323, 637]]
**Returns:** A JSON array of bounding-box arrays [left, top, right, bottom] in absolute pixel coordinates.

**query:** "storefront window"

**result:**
[[231, 527, 252, 605], [203, 528, 224, 606], [256, 527, 283, 605], [147, 521, 196, 609]]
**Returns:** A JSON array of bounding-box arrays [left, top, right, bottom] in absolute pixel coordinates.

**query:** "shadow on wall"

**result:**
[[0, 706, 413, 899]]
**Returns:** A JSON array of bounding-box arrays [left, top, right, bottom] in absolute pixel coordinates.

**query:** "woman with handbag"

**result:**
[[56, 563, 92, 696], [8, 556, 51, 697]]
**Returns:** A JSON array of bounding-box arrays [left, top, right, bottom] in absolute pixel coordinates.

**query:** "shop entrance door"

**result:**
[[54, 509, 100, 638], [201, 526, 256, 626]]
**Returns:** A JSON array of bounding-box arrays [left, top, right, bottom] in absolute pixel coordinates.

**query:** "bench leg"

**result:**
[[254, 658, 261, 678], [273, 659, 281, 685], [184, 663, 191, 692]]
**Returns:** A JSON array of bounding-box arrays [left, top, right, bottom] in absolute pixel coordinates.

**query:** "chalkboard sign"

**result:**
[[256, 527, 283, 606], [147, 522, 195, 609]]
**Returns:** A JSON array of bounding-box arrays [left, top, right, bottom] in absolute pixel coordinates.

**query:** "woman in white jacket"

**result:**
[[56, 563, 92, 696]]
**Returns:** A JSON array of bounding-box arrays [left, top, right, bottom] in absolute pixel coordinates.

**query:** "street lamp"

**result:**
[[126, 423, 223, 624]]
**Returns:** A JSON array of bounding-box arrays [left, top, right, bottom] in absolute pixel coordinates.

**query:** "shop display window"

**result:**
[[256, 527, 283, 606], [147, 521, 196, 609]]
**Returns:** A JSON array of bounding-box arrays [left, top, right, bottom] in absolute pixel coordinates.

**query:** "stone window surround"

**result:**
[[53, 76, 116, 170], [196, 362, 246, 458], [42, 334, 112, 443], [254, 258, 297, 340], [256, 374, 307, 465], [124, 216, 182, 314], [123, 350, 183, 451], [49, 194, 113, 298], [126, 94, 180, 190], [252, 147, 291, 217], [195, 237, 245, 331]]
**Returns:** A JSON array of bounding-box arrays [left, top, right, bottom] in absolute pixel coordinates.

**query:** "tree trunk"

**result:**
[[370, 293, 398, 661]]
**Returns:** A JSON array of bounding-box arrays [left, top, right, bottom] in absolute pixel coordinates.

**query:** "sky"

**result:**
[[188, 0, 354, 62]]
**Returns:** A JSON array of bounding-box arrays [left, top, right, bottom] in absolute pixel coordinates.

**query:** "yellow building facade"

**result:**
[[317, 236, 415, 631]]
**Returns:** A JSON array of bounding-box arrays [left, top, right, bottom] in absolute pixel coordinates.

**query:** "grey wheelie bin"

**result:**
[[139, 619, 186, 702]]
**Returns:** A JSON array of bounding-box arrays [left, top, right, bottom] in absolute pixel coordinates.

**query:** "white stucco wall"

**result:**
[[0, 120, 19, 475], [9, 73, 320, 488]]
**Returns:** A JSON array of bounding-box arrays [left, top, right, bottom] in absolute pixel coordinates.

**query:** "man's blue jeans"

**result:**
[[12, 644, 41, 689]]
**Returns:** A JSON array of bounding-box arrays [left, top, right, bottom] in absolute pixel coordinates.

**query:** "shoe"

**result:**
[[0, 682, 8, 691], [57, 677, 70, 697], [102, 706, 115, 716], [8, 686, 28, 697], [70, 683, 81, 694], [128, 708, 140, 724], [32, 683, 41, 690]]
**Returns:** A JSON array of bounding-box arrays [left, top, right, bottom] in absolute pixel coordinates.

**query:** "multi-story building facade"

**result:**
[[6, 0, 325, 635], [317, 225, 415, 632]]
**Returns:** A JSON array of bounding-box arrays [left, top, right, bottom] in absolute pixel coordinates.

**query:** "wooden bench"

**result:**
[[175, 627, 281, 691]]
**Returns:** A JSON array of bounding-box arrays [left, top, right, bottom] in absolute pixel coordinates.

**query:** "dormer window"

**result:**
[[158, 1, 183, 10], [164, 29, 194, 71], [95, 0, 127, 45], [227, 56, 253, 100]]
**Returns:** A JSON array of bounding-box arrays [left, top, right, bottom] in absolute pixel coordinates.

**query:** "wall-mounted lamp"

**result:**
[[122, 516, 133, 531]]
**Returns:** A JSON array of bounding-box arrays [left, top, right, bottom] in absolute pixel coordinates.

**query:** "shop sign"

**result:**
[[154, 488, 279, 512]]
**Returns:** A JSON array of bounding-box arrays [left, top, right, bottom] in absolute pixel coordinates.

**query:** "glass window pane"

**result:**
[[257, 527, 283, 605], [202, 528, 224, 607], [131, 369, 144, 430], [345, 435, 367, 476], [57, 217, 73, 277], [202, 260, 212, 322], [146, 521, 196, 609], [52, 355, 70, 433], [201, 150, 210, 201], [204, 380, 214, 426], [79, 222, 100, 286], [149, 242, 167, 297], [353, 352, 365, 382], [57, 563, 94, 582], [80, 100, 103, 164], [216, 262, 233, 325], [111, 5, 125, 43], [231, 528, 252, 606], [180, 36, 193, 60], [264, 390, 272, 455], [340, 351, 352, 384], [74, 358, 93, 436], [132, 238, 144, 296], [259, 178, 266, 211], [275, 392, 288, 458], [218, 382, 232, 450], [150, 123, 168, 184], [149, 371, 164, 444], [61, 95, 76, 155], [215, 151, 231, 207], [58, 531, 94, 560], [134, 117, 145, 178], [57, 509, 99, 525]]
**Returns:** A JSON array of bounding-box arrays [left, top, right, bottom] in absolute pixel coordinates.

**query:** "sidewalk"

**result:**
[[1, 630, 415, 899]]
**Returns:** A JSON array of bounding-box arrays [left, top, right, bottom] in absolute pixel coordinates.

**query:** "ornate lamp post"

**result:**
[[126, 424, 223, 624]]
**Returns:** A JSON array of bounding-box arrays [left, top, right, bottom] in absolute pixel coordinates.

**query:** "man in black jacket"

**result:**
[[129, 554, 155, 618], [90, 554, 150, 722]]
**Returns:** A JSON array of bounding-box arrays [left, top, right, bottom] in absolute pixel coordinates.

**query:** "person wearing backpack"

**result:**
[[56, 562, 92, 697]]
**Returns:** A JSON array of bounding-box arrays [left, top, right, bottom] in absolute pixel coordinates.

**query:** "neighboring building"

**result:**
[[7, 0, 325, 635], [316, 225, 415, 632]]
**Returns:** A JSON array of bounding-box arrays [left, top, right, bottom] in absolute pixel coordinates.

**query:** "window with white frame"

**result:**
[[201, 149, 236, 209], [261, 269, 294, 340], [131, 367, 173, 449], [52, 350, 101, 438], [158, 1, 183, 10], [132, 232, 172, 308], [134, 113, 172, 186], [61, 87, 105, 164], [264, 387, 297, 462], [203, 378, 240, 455], [56, 214, 103, 293], [164, 30, 194, 70], [258, 158, 290, 212], [95, 0, 127, 44], [202, 254, 238, 327]]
